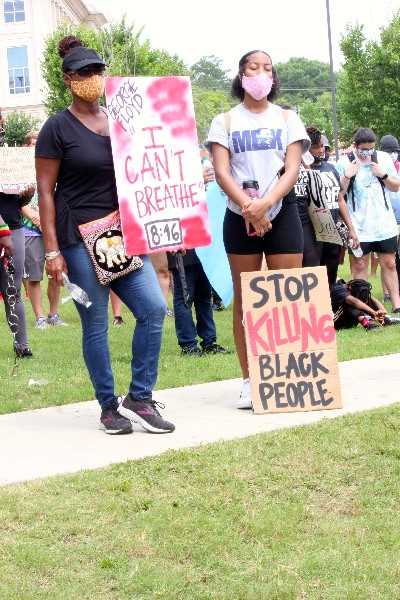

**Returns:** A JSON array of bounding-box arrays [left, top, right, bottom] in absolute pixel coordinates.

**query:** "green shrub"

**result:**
[[3, 109, 41, 146]]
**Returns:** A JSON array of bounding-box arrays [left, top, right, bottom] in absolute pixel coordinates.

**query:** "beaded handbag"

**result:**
[[78, 210, 143, 285]]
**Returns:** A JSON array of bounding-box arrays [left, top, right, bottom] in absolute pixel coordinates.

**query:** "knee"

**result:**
[[148, 296, 167, 324], [383, 257, 396, 270]]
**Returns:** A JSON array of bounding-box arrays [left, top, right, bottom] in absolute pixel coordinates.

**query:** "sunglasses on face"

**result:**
[[71, 64, 106, 79]]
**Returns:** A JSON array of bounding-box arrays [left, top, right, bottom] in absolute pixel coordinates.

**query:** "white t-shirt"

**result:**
[[205, 103, 310, 217], [335, 151, 399, 242]]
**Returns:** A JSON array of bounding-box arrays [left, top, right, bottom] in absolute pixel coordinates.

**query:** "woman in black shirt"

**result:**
[[36, 36, 174, 435]]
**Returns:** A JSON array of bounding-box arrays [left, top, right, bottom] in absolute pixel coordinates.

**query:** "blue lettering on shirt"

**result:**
[[232, 128, 283, 153]]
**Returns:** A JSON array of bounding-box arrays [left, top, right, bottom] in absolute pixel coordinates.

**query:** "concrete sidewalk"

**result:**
[[1, 353, 399, 486]]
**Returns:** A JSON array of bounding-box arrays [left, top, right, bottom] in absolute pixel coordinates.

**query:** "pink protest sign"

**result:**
[[104, 76, 211, 255]]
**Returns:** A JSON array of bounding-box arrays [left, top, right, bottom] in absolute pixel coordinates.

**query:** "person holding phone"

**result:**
[[206, 50, 309, 409]]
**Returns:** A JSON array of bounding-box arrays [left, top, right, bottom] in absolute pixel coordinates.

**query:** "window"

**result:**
[[4, 1, 25, 23], [7, 46, 30, 94]]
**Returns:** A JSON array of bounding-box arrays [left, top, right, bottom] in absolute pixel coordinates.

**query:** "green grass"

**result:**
[[0, 288, 237, 415], [1, 405, 400, 598], [1, 258, 400, 597], [1, 255, 399, 415]]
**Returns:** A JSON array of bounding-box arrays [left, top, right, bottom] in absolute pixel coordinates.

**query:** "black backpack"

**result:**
[[346, 150, 389, 211]]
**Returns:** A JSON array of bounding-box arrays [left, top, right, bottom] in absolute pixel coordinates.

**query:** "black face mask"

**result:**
[[312, 155, 324, 163]]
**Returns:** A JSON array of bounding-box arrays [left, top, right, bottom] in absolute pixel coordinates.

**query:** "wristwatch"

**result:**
[[381, 173, 389, 180]]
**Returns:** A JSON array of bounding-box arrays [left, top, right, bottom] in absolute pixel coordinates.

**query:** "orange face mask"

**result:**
[[70, 75, 105, 103]]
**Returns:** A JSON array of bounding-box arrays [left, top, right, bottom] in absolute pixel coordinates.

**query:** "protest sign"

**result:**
[[0, 147, 36, 193], [105, 76, 211, 255], [307, 169, 342, 244], [195, 181, 233, 307], [241, 266, 342, 414]]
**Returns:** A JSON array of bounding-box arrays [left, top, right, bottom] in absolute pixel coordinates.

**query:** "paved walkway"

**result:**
[[1, 353, 399, 486]]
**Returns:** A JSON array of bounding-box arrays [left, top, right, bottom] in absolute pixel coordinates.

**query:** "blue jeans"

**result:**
[[61, 243, 166, 410], [172, 262, 216, 349]]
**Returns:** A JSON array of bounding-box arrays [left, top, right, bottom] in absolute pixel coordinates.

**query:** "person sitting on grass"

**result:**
[[331, 278, 391, 331]]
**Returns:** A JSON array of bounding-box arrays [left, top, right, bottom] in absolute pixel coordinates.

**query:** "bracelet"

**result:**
[[0, 223, 11, 237], [344, 174, 350, 180], [381, 173, 389, 180], [45, 250, 61, 260]]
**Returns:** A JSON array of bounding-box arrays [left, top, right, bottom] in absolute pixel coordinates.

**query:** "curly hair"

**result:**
[[58, 35, 85, 59], [347, 279, 373, 306], [306, 125, 322, 147], [231, 50, 280, 102]]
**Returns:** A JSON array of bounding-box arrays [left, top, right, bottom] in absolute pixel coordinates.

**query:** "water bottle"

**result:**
[[243, 180, 260, 236], [349, 239, 363, 258], [202, 155, 214, 172], [202, 156, 214, 189], [61, 272, 92, 307], [302, 151, 315, 166]]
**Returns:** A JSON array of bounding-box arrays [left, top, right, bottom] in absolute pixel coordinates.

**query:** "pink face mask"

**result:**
[[241, 72, 273, 101]]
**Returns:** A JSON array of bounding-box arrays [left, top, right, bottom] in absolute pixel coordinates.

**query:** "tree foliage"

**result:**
[[41, 17, 188, 115], [337, 12, 400, 146], [190, 56, 231, 94], [276, 57, 332, 107], [274, 57, 336, 144], [192, 87, 231, 144], [299, 92, 335, 146], [3, 110, 41, 146]]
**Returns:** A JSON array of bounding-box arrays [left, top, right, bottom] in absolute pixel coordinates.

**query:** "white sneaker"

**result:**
[[237, 378, 253, 409], [46, 313, 68, 326], [35, 317, 48, 330]]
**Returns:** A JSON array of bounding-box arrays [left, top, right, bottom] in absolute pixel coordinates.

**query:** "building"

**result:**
[[0, 0, 107, 120]]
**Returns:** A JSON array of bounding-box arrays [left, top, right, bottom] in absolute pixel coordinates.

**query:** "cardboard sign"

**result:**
[[307, 169, 342, 244], [0, 147, 36, 193], [104, 76, 211, 255], [241, 266, 342, 414]]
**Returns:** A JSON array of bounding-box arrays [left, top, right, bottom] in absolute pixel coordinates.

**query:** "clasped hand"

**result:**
[[372, 309, 386, 326], [242, 199, 272, 236]]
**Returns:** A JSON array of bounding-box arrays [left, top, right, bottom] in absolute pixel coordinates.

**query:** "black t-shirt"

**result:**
[[0, 193, 23, 230], [309, 160, 343, 224], [35, 109, 119, 249], [294, 165, 310, 224], [330, 281, 350, 312]]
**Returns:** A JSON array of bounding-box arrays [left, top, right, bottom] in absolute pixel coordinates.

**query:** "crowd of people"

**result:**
[[1, 42, 399, 430]]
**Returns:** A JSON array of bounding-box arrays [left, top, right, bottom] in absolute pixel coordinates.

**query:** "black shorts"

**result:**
[[223, 201, 303, 255], [349, 236, 398, 256]]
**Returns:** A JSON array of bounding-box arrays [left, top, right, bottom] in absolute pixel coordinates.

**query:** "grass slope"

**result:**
[[1, 405, 400, 598]]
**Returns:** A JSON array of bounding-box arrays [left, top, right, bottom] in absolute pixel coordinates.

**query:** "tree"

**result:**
[[299, 92, 335, 145], [3, 110, 41, 146], [336, 24, 376, 145], [190, 56, 231, 94], [273, 57, 337, 140], [276, 57, 333, 107], [337, 12, 400, 146], [189, 56, 235, 144], [41, 17, 188, 115], [192, 87, 231, 144]]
